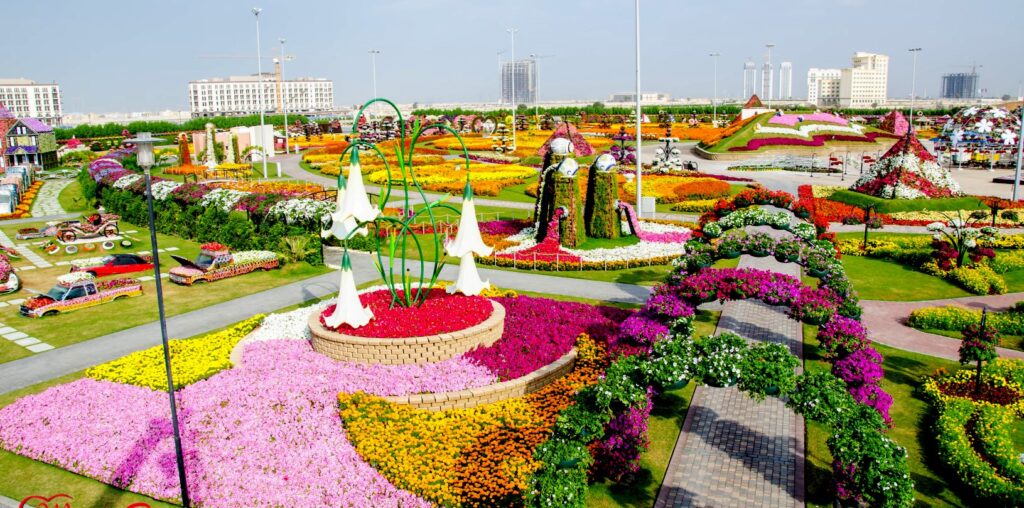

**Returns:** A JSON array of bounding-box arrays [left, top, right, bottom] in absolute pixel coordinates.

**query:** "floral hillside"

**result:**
[[850, 130, 962, 199]]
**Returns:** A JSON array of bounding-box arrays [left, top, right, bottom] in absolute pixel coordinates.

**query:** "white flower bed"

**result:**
[[233, 250, 278, 264], [754, 123, 865, 138], [268, 198, 334, 224], [112, 174, 144, 190], [70, 256, 109, 268], [150, 181, 182, 201], [199, 188, 250, 212], [851, 152, 962, 198], [564, 241, 687, 262], [245, 301, 332, 342]]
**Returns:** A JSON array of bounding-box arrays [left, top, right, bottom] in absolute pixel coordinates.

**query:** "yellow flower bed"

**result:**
[[365, 163, 536, 196], [621, 175, 728, 203], [887, 210, 1018, 226], [85, 315, 264, 390], [921, 359, 1024, 416], [337, 334, 604, 507], [671, 199, 719, 213], [431, 132, 611, 157], [811, 185, 844, 198], [314, 155, 447, 176]]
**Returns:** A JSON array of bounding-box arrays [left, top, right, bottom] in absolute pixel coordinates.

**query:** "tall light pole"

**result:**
[[252, 7, 268, 179], [529, 54, 552, 121], [278, 38, 289, 160], [908, 48, 922, 128], [710, 52, 720, 126], [368, 50, 381, 117], [1013, 104, 1023, 201], [635, 0, 642, 217], [507, 28, 518, 150], [765, 44, 775, 109], [126, 133, 190, 508]]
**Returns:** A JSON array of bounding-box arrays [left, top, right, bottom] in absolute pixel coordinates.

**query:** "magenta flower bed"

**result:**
[[0, 340, 498, 507], [768, 113, 849, 127], [464, 296, 630, 380]]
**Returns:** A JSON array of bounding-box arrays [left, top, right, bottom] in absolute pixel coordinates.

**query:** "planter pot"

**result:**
[[719, 209, 733, 217], [802, 314, 829, 326], [795, 211, 811, 219], [706, 376, 738, 388], [807, 268, 827, 278], [755, 198, 769, 205], [691, 260, 712, 270], [750, 250, 770, 258], [765, 385, 781, 396], [775, 254, 798, 263], [722, 250, 741, 259], [665, 378, 690, 391], [704, 230, 721, 239]]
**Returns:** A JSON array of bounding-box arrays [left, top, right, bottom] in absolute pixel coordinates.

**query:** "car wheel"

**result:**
[[61, 231, 76, 243], [42, 310, 58, 317], [87, 271, 97, 278]]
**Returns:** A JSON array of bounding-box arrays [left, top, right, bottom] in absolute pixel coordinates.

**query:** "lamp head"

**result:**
[[124, 132, 158, 170], [252, 7, 261, 16]]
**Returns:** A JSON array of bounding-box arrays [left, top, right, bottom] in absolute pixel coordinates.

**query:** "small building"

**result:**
[[5, 117, 58, 169]]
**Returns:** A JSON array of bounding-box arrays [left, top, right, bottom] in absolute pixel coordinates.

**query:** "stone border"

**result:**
[[308, 300, 506, 365], [381, 348, 577, 411]]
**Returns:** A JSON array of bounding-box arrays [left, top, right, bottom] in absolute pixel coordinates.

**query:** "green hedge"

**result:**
[[828, 190, 985, 213], [584, 170, 619, 239], [908, 305, 1024, 335], [99, 187, 323, 265]]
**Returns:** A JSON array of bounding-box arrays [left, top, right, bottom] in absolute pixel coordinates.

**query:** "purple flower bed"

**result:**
[[590, 388, 653, 482], [0, 340, 501, 507], [832, 348, 884, 386], [463, 296, 630, 381]]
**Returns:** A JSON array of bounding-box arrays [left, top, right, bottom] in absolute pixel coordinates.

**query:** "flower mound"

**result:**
[[320, 288, 493, 338], [850, 130, 961, 199]]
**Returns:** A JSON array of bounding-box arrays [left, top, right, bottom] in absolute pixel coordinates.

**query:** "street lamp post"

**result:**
[[507, 28, 518, 151], [368, 50, 381, 117], [908, 48, 922, 128], [635, 0, 642, 217], [709, 52, 720, 127], [279, 38, 289, 160], [252, 7, 268, 179], [1013, 105, 1024, 201], [126, 132, 190, 508]]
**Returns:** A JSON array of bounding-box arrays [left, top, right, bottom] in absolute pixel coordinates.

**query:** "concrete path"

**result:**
[[30, 179, 71, 217], [657, 226, 804, 507], [861, 293, 1024, 361], [0, 252, 650, 395]]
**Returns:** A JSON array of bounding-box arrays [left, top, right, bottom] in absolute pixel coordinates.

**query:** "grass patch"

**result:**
[[920, 328, 1024, 352], [803, 324, 982, 507], [840, 255, 971, 301], [829, 190, 985, 214], [577, 235, 641, 250], [495, 181, 536, 203], [56, 179, 94, 213]]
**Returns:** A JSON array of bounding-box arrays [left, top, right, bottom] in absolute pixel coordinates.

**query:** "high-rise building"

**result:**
[[838, 52, 889, 107], [743, 60, 757, 98], [779, 62, 793, 100], [188, 74, 334, 118], [760, 62, 774, 100], [501, 59, 536, 105], [941, 73, 979, 99], [807, 68, 842, 106], [0, 79, 63, 126]]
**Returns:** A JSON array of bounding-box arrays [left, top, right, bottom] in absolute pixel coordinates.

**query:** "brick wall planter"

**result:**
[[308, 300, 506, 365], [381, 348, 577, 410]]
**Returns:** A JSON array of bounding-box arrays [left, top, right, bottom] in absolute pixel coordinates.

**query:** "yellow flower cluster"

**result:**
[[621, 176, 729, 203], [983, 235, 1024, 250], [338, 334, 605, 507], [922, 359, 1024, 416], [85, 315, 264, 390], [313, 155, 447, 176], [366, 163, 536, 197], [671, 199, 719, 213], [887, 210, 1017, 225], [810, 185, 844, 198], [432, 281, 518, 298]]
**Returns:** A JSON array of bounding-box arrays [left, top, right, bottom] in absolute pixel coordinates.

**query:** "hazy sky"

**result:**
[[5, 0, 1021, 113]]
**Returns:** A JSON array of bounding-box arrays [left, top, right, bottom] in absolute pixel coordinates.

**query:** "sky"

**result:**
[[5, 0, 1022, 113]]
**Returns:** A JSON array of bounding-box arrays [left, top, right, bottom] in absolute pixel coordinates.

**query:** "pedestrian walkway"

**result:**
[[0, 320, 53, 354], [0, 229, 51, 269], [30, 179, 71, 217], [861, 293, 1024, 361], [657, 228, 804, 507]]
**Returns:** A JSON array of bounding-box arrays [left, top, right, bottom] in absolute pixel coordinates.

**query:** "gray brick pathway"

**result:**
[[657, 225, 805, 508], [30, 179, 71, 217]]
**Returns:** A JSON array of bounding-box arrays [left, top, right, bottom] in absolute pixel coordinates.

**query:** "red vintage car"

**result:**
[[69, 254, 154, 277]]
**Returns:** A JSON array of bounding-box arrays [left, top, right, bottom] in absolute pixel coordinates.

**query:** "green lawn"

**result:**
[[829, 190, 985, 214], [0, 219, 329, 364], [56, 179, 94, 213], [919, 327, 1024, 352], [495, 182, 536, 204], [840, 255, 972, 301], [802, 324, 1007, 507]]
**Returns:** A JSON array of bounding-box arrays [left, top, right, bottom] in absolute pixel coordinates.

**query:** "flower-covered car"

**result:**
[[55, 213, 120, 243], [168, 242, 279, 286], [20, 273, 142, 318], [69, 254, 154, 277]]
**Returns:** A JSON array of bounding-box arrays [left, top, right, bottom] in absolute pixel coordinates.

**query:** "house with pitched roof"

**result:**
[[5, 115, 57, 169], [0, 104, 15, 169]]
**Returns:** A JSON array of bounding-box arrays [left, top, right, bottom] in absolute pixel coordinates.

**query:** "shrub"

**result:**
[[947, 265, 1007, 295], [934, 399, 1024, 503], [738, 342, 799, 400]]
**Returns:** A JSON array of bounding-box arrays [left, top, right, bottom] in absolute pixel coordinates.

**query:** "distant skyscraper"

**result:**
[[807, 68, 842, 106], [761, 62, 773, 100], [941, 73, 979, 99], [501, 59, 536, 105], [839, 52, 889, 107], [743, 60, 757, 98], [779, 62, 793, 100]]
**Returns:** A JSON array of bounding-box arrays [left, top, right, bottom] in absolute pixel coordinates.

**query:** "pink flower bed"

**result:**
[[320, 288, 493, 337], [464, 296, 630, 380], [0, 340, 497, 507], [768, 113, 849, 127]]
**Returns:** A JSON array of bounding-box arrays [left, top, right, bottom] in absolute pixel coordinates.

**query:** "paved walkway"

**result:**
[[657, 226, 804, 507], [861, 293, 1024, 361], [0, 252, 651, 394], [29, 179, 71, 217]]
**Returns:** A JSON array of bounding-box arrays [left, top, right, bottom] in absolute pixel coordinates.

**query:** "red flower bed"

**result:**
[[320, 289, 493, 338], [938, 380, 1022, 405]]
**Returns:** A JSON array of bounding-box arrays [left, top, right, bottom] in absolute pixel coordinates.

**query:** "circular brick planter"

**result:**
[[381, 348, 577, 411], [308, 300, 506, 365]]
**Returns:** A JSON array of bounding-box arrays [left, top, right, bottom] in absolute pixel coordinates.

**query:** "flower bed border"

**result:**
[[307, 299, 506, 365], [381, 348, 577, 410]]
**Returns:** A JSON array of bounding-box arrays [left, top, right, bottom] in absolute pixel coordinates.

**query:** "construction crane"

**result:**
[[199, 53, 296, 113]]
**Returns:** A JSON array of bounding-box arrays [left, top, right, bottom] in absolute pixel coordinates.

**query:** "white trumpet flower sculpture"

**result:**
[[445, 182, 493, 296], [323, 149, 379, 240], [324, 250, 374, 329]]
